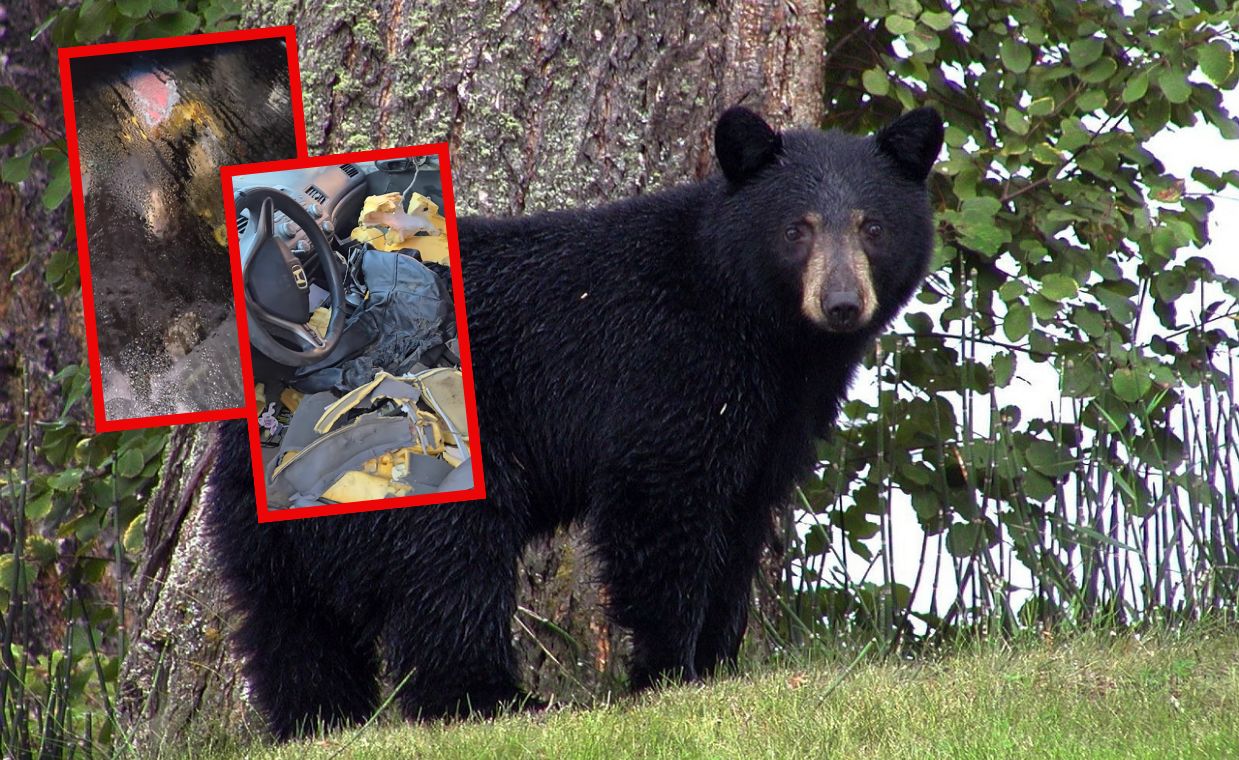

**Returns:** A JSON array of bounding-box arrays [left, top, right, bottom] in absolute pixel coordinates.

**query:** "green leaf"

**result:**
[[961, 196, 1002, 218], [123, 514, 146, 553], [41, 161, 70, 210], [1, 151, 33, 184], [911, 488, 944, 528], [1074, 307, 1106, 339], [1025, 439, 1075, 477], [1112, 367, 1152, 403], [947, 521, 990, 557], [920, 10, 954, 32], [958, 224, 1010, 256], [75, 0, 116, 42], [1196, 40, 1235, 84], [25, 491, 53, 520], [1094, 283, 1136, 323], [48, 468, 83, 492], [1000, 39, 1033, 73], [1040, 273, 1079, 301], [1029, 292, 1059, 320], [1069, 37, 1105, 68], [0, 86, 33, 120], [862, 68, 890, 97], [1076, 89, 1107, 113], [45, 249, 74, 281], [905, 311, 933, 333], [993, 352, 1016, 387], [890, 0, 921, 17], [142, 10, 200, 38], [1027, 96, 1055, 117], [0, 125, 26, 145], [998, 279, 1027, 302], [116, 448, 144, 478], [116, 0, 152, 17], [885, 15, 916, 36], [1122, 71, 1150, 103], [1057, 117, 1091, 151], [1004, 302, 1032, 342], [1080, 58, 1118, 84], [1004, 107, 1029, 135], [1156, 67, 1192, 104]]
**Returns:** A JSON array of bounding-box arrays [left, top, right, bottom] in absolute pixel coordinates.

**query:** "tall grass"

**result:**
[[1, 365, 115, 759]]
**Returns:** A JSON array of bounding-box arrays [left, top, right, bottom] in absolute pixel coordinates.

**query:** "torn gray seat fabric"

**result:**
[[273, 392, 337, 462], [293, 248, 451, 392], [437, 458, 474, 493], [314, 374, 422, 434], [267, 412, 417, 507]]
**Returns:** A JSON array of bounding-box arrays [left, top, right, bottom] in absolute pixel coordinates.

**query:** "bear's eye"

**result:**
[[862, 220, 884, 240], [784, 223, 809, 243]]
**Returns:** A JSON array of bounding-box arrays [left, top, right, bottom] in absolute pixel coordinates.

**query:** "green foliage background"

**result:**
[[0, 0, 1237, 756], [789, 0, 1239, 644], [1, 4, 238, 757]]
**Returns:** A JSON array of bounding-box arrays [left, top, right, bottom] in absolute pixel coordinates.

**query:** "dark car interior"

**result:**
[[231, 158, 474, 507]]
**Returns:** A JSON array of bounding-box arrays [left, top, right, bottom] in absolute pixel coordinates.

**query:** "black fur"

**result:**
[[205, 107, 943, 739]]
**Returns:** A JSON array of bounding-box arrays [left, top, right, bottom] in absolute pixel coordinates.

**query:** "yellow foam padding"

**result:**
[[406, 367, 469, 447], [349, 191, 451, 266], [279, 387, 304, 413], [359, 445, 446, 480], [408, 410, 445, 455], [306, 306, 331, 339], [321, 470, 412, 502]]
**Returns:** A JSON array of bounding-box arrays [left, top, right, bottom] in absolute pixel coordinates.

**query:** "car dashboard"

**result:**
[[234, 162, 371, 272]]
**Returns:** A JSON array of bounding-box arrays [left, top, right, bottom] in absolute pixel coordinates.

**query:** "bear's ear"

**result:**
[[875, 107, 945, 183], [715, 106, 783, 185]]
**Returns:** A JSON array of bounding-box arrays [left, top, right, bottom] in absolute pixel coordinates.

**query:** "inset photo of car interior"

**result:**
[[222, 146, 484, 519], [61, 27, 305, 430]]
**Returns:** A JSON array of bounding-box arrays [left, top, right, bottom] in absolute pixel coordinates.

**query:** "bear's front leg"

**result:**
[[590, 480, 726, 691], [693, 512, 771, 677]]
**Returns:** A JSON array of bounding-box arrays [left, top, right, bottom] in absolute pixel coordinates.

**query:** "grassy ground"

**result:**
[[183, 630, 1239, 760]]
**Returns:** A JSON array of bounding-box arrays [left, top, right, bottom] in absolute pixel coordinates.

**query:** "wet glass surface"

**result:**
[[70, 38, 299, 419]]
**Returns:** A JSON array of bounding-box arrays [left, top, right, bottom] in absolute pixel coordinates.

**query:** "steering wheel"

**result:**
[[237, 187, 346, 367]]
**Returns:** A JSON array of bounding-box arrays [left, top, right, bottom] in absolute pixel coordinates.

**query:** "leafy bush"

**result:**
[[784, 0, 1239, 647]]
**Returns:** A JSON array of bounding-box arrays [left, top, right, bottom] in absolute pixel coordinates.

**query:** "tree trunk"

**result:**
[[123, 0, 826, 743], [117, 423, 260, 750]]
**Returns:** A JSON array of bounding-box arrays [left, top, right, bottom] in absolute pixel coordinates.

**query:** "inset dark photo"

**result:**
[[221, 145, 484, 520], [59, 27, 306, 431]]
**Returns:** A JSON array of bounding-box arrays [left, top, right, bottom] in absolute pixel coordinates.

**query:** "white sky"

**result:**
[[1147, 87, 1239, 280]]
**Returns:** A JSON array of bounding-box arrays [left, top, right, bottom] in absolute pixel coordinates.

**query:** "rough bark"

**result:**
[[117, 424, 260, 753], [121, 0, 827, 744]]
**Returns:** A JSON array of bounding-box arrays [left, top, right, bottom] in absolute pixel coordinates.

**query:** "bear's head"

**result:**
[[712, 106, 943, 335]]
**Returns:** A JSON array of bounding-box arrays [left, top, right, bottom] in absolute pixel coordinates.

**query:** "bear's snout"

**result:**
[[800, 232, 878, 332], [821, 290, 863, 332]]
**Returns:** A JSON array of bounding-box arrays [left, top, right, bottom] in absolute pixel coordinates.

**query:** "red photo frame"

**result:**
[[220, 145, 487, 521], [59, 25, 308, 432]]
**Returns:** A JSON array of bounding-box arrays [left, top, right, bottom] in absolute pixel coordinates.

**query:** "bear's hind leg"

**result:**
[[232, 589, 380, 741]]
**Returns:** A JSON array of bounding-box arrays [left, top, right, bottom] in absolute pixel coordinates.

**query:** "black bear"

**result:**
[[205, 106, 944, 740]]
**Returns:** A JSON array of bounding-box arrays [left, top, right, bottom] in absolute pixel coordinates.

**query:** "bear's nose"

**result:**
[[822, 292, 861, 331]]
